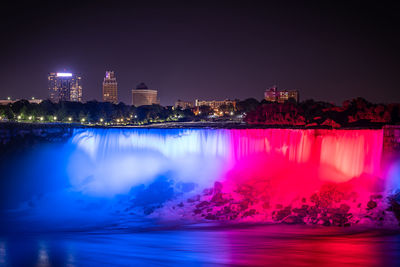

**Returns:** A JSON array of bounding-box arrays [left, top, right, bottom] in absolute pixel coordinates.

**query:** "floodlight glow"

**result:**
[[56, 73, 73, 77]]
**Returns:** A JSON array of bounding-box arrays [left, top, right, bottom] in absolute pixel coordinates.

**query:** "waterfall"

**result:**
[[68, 128, 384, 197]]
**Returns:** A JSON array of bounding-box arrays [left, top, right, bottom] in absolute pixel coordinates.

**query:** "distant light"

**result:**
[[100, 118, 104, 122], [40, 117, 44, 121], [7, 97, 10, 100], [68, 117, 72, 121], [17, 115, 21, 119], [29, 116, 32, 120], [32, 97, 35, 100], [56, 73, 72, 77], [116, 119, 120, 122], [230, 112, 234, 116], [53, 116, 57, 120], [81, 118, 86, 122], [134, 115, 137, 118]]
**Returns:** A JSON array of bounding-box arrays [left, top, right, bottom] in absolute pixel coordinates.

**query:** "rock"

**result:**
[[322, 220, 331, 226], [205, 213, 217, 220], [196, 201, 209, 209], [367, 200, 377, 210], [242, 209, 256, 218], [193, 209, 202, 215], [339, 203, 350, 214], [211, 193, 228, 206], [283, 215, 304, 224], [274, 207, 291, 221], [370, 194, 383, 200], [310, 193, 319, 203], [292, 207, 307, 218], [203, 188, 213, 195], [331, 213, 348, 226], [187, 195, 200, 203], [223, 206, 232, 214], [307, 206, 319, 219]]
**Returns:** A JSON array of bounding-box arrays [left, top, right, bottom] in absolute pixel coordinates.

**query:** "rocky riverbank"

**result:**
[[153, 181, 400, 227]]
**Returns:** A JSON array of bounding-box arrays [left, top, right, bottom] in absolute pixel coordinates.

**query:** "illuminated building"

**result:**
[[102, 71, 118, 104], [264, 86, 299, 103], [174, 100, 194, 109], [48, 72, 82, 102], [131, 83, 159, 106], [194, 99, 236, 109]]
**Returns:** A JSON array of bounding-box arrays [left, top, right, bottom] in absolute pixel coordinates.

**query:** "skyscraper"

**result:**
[[132, 83, 159, 106], [48, 72, 82, 102], [102, 71, 118, 104]]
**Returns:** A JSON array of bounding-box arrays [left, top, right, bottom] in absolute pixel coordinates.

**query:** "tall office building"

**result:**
[[102, 71, 118, 103], [48, 72, 82, 102], [132, 83, 159, 106]]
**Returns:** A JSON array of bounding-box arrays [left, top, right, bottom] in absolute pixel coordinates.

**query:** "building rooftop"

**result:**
[[136, 83, 148, 90]]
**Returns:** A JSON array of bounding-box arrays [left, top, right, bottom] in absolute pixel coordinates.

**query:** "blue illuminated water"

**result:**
[[1, 225, 400, 266]]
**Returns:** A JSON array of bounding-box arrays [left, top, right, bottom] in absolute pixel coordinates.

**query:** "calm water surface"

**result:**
[[1, 224, 400, 266]]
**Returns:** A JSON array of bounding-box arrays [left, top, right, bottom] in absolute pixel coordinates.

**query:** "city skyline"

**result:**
[[0, 1, 399, 106]]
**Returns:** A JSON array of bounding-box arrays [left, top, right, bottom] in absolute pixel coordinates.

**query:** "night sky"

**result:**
[[0, 0, 399, 106]]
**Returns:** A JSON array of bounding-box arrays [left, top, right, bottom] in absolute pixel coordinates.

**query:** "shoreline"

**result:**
[[0, 121, 391, 130]]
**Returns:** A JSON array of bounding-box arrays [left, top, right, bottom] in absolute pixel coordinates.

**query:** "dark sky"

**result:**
[[0, 0, 399, 106]]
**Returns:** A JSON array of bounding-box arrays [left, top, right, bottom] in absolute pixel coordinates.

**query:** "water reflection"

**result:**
[[0, 240, 7, 266], [1, 225, 400, 266], [37, 242, 50, 267]]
